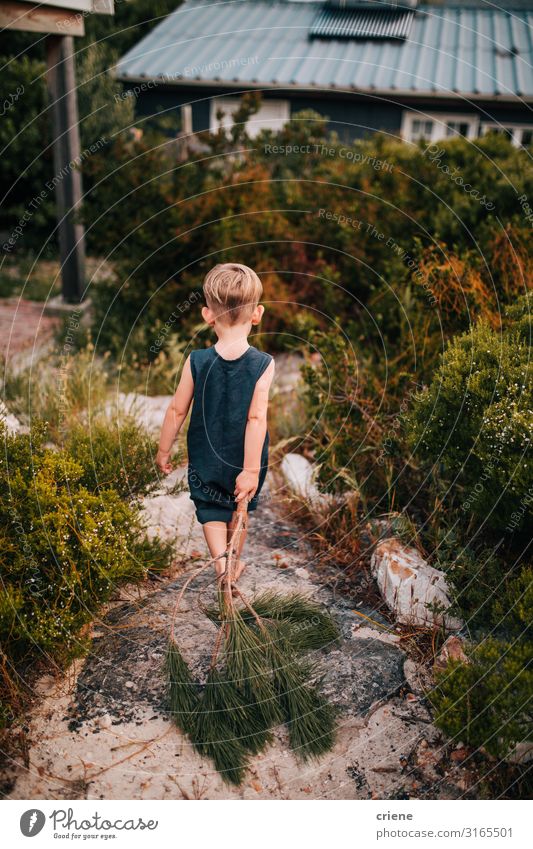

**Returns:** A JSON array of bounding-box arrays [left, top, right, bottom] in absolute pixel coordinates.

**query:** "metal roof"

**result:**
[[309, 6, 416, 39], [115, 0, 533, 100]]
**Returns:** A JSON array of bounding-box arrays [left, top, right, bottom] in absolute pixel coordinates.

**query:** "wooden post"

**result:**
[[45, 34, 85, 303]]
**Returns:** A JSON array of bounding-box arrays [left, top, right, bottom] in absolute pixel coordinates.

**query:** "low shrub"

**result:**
[[434, 539, 531, 638], [429, 638, 533, 761], [301, 329, 420, 514], [3, 343, 110, 442], [64, 416, 160, 498], [0, 421, 173, 720], [406, 304, 532, 532]]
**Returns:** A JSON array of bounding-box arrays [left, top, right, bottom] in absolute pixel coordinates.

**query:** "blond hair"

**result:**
[[203, 263, 263, 325]]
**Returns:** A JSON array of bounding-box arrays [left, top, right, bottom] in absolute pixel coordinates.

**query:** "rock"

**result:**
[[507, 742, 533, 765], [281, 453, 346, 512], [320, 638, 405, 715], [403, 658, 434, 696], [0, 400, 21, 434], [105, 392, 172, 434], [281, 453, 323, 503], [140, 491, 194, 542], [370, 538, 462, 632], [351, 625, 401, 646], [434, 636, 469, 670]]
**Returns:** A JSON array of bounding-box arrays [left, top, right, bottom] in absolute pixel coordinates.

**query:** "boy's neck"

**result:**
[[213, 321, 251, 360]]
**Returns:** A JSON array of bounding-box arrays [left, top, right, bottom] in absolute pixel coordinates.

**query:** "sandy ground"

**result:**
[[3, 474, 474, 800]]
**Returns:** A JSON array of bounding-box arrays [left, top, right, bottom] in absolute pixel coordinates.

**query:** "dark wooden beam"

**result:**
[[45, 34, 86, 303], [0, 2, 85, 36]]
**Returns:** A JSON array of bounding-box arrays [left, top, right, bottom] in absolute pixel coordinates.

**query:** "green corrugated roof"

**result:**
[[116, 0, 533, 100]]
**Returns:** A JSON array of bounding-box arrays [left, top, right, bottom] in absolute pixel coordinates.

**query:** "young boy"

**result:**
[[156, 263, 275, 585]]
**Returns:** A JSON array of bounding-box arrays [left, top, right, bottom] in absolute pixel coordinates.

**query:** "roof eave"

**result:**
[[113, 72, 533, 104]]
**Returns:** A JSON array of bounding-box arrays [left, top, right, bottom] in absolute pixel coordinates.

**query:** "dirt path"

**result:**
[[3, 475, 472, 801]]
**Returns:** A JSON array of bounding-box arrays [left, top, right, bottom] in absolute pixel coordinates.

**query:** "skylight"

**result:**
[[309, 2, 417, 41]]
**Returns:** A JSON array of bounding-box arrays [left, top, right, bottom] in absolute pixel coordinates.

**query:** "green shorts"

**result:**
[[193, 499, 258, 525]]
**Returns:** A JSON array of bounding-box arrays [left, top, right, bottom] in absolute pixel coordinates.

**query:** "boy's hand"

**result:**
[[156, 449, 173, 475], [234, 470, 259, 502]]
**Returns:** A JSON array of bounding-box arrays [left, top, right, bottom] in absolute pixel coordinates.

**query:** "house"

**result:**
[[115, 0, 533, 146]]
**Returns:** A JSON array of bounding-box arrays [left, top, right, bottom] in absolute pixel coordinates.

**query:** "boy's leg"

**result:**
[[202, 522, 228, 578]]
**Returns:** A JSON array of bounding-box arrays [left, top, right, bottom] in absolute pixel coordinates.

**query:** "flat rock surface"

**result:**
[[3, 482, 472, 800]]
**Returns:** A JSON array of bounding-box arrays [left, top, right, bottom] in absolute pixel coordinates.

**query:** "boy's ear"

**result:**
[[250, 304, 264, 326], [202, 305, 216, 327]]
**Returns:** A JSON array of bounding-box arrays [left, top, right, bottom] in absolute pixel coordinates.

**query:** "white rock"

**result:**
[[434, 635, 468, 670], [370, 537, 462, 632], [105, 392, 173, 434], [140, 492, 193, 542], [352, 624, 401, 646], [507, 741, 533, 765], [280, 453, 345, 513], [0, 400, 22, 434], [403, 658, 434, 695]]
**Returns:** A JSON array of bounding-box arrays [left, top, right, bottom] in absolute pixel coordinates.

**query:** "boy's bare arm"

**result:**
[[156, 356, 194, 474], [235, 359, 275, 502]]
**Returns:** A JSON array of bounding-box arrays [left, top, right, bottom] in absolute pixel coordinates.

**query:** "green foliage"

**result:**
[[429, 639, 533, 760], [81, 1, 182, 57], [192, 669, 249, 786], [164, 642, 200, 736], [77, 42, 135, 151], [406, 314, 532, 532], [166, 595, 338, 783], [274, 657, 336, 760], [65, 416, 158, 498], [3, 343, 110, 442], [433, 538, 531, 638], [301, 329, 420, 516], [81, 108, 533, 362], [0, 420, 173, 716], [0, 55, 56, 253], [242, 591, 340, 652], [117, 335, 188, 396]]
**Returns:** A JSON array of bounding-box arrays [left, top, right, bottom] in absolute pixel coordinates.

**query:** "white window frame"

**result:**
[[480, 123, 533, 147], [210, 97, 290, 138], [401, 111, 480, 144]]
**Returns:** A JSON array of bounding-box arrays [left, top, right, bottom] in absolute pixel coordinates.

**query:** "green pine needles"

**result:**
[[165, 589, 340, 785]]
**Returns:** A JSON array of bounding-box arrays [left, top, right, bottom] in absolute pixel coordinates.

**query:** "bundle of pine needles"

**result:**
[[164, 501, 340, 784]]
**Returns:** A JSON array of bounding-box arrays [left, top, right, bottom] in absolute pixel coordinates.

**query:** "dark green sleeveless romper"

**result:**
[[187, 345, 273, 524]]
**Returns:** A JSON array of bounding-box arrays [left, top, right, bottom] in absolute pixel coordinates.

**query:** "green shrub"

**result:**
[[3, 343, 110, 442], [434, 539, 531, 637], [0, 422, 173, 683], [302, 329, 420, 513], [65, 415, 159, 498], [0, 54, 57, 253], [429, 638, 533, 760], [80, 111, 533, 359], [406, 311, 532, 531]]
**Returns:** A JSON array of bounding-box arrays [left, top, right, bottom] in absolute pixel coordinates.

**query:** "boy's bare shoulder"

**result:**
[[256, 357, 275, 387]]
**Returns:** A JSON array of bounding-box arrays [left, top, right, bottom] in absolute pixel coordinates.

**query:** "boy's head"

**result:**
[[202, 263, 263, 326]]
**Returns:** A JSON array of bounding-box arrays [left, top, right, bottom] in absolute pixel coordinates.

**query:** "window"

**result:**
[[410, 119, 434, 141], [521, 129, 533, 147], [401, 111, 479, 144], [446, 121, 473, 138], [210, 97, 290, 138], [481, 123, 533, 148]]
